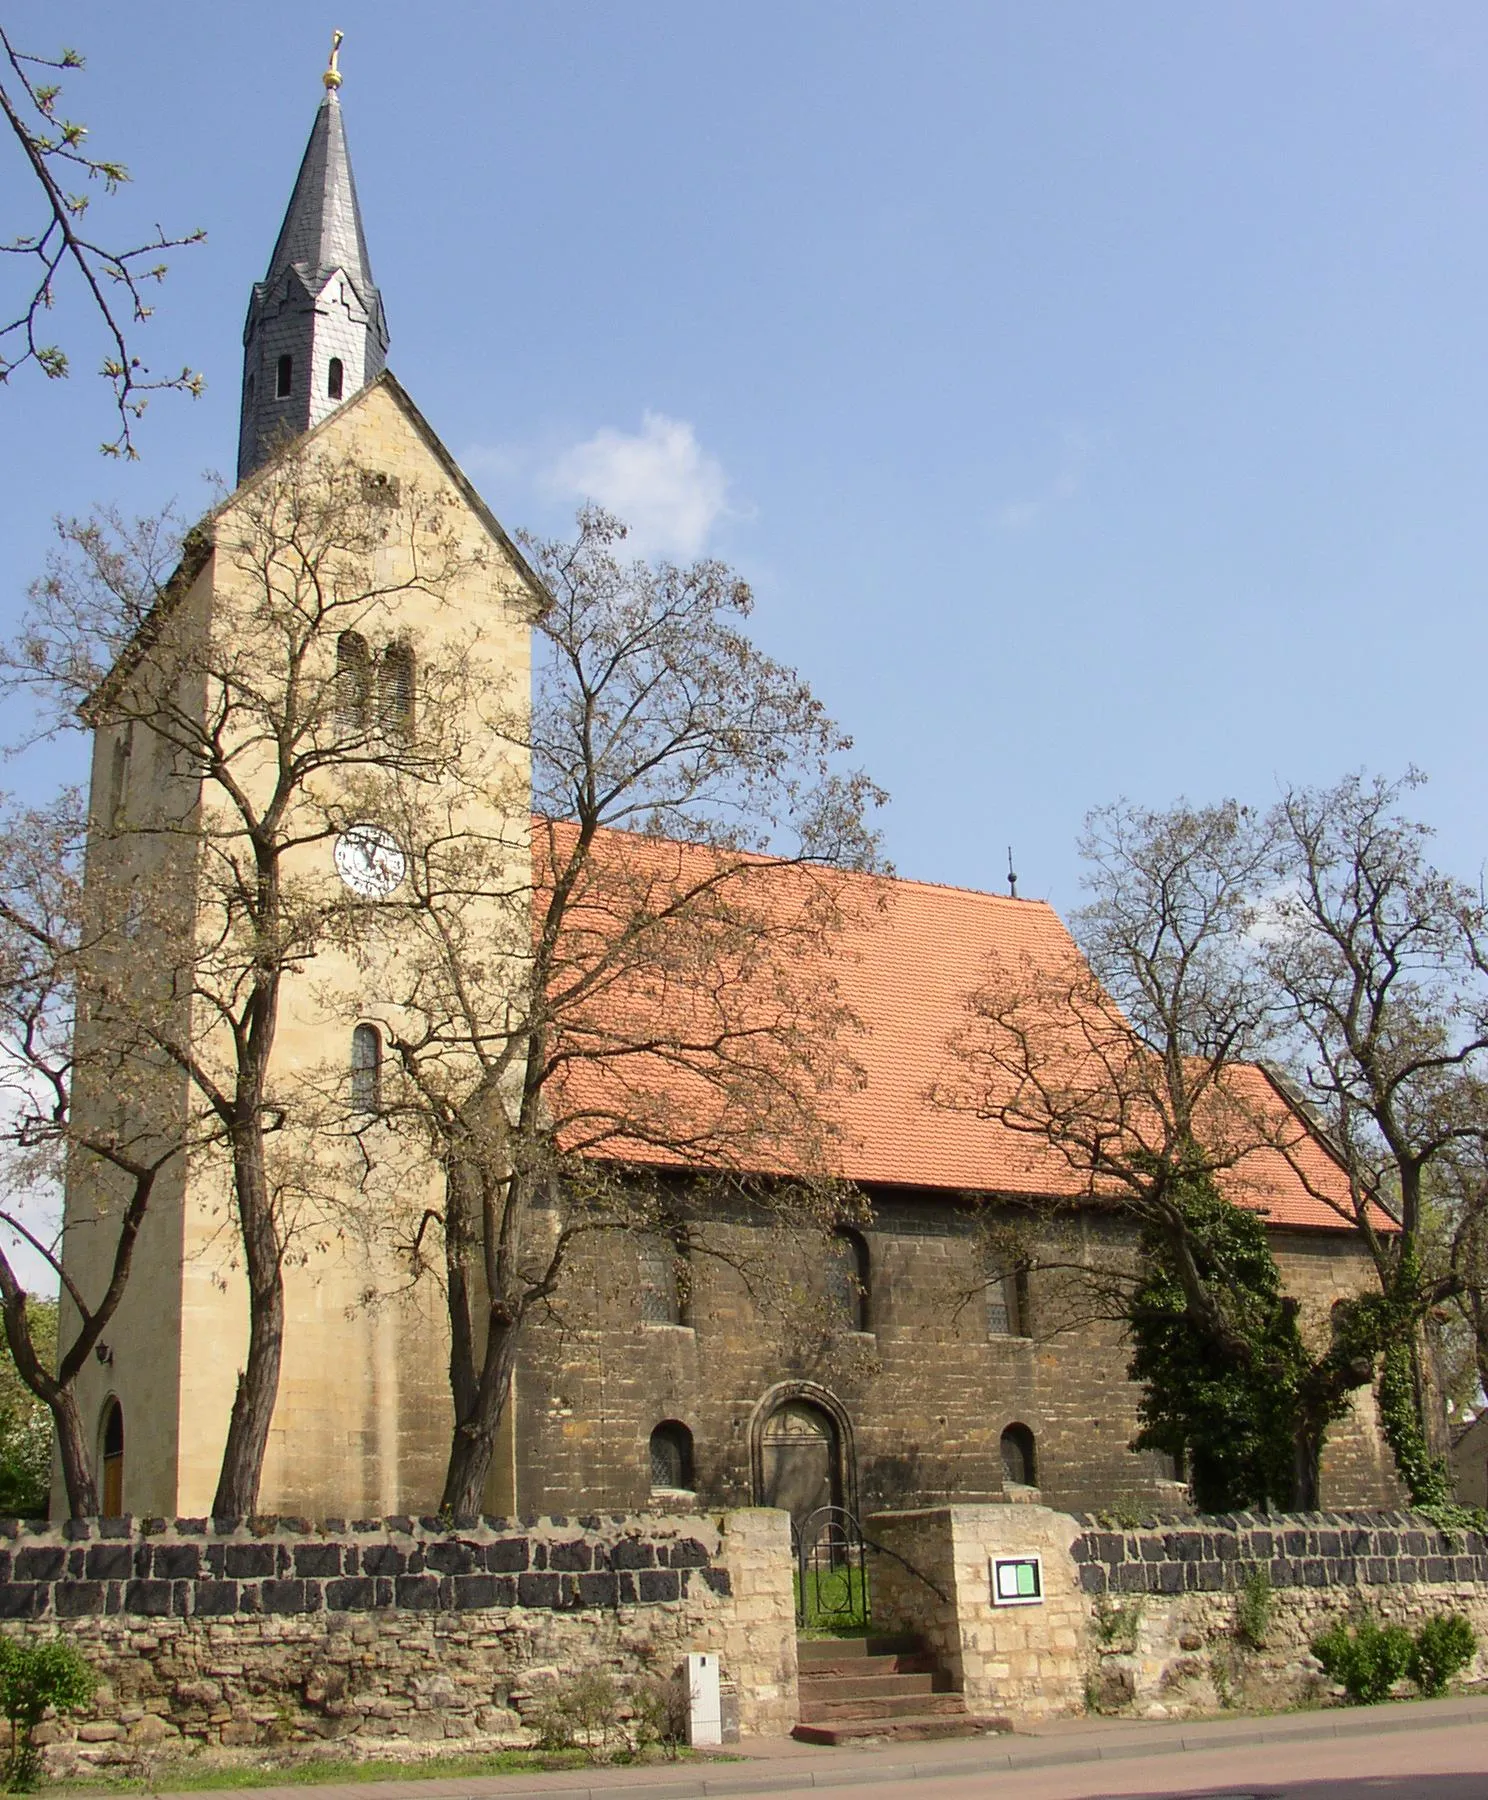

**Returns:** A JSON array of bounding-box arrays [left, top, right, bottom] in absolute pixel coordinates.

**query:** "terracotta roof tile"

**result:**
[[540, 823, 1359, 1234]]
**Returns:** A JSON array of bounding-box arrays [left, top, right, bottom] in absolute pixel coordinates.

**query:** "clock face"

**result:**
[[333, 825, 407, 900]]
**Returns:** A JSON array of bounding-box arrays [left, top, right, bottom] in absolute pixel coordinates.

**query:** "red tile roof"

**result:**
[[540, 823, 1360, 1233]]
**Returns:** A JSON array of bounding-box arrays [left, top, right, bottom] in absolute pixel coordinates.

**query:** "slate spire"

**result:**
[[236, 35, 389, 482]]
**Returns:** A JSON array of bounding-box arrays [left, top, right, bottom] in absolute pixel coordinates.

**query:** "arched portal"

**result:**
[[750, 1383, 856, 1535]]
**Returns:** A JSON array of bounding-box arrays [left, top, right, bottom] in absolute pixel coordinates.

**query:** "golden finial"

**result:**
[[323, 29, 344, 92]]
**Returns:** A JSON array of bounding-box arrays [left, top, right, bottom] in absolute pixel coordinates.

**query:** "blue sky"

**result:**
[[4, 2, 1487, 912]]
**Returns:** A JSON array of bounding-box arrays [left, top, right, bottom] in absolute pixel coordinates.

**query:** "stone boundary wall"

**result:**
[[1071, 1512, 1488, 1597], [0, 1509, 796, 1775], [0, 1512, 730, 1621], [869, 1505, 1488, 1725]]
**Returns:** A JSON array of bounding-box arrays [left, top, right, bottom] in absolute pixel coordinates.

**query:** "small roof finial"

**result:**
[[323, 29, 345, 92]]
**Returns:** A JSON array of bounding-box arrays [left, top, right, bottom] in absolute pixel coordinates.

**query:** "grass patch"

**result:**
[[794, 1563, 870, 1634], [45, 1744, 704, 1794]]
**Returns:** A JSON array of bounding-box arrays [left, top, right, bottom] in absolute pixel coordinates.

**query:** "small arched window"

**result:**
[[327, 357, 345, 400], [351, 1024, 382, 1113], [101, 1399, 124, 1515], [1000, 1422, 1037, 1490], [336, 630, 372, 731], [649, 1421, 694, 1492], [826, 1229, 870, 1333], [379, 642, 415, 737], [276, 353, 294, 399]]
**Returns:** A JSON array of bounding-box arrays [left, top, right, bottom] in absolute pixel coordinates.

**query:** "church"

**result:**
[[59, 52, 1403, 1530]]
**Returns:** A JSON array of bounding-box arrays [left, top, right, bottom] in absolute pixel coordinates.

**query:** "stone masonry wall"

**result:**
[[0, 1508, 795, 1775], [869, 1505, 1488, 1725], [1074, 1511, 1488, 1718]]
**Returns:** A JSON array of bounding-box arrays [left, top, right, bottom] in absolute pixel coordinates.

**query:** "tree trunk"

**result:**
[[1292, 1414, 1325, 1512], [439, 1311, 519, 1517], [211, 1121, 285, 1517], [50, 1389, 98, 1519]]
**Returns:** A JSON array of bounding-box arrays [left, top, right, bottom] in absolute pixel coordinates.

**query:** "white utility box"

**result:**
[[685, 1651, 722, 1747]]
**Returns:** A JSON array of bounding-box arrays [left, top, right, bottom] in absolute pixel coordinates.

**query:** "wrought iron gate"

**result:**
[[793, 1504, 869, 1630]]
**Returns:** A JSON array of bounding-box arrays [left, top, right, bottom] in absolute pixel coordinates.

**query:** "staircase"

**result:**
[[791, 1634, 1012, 1746]]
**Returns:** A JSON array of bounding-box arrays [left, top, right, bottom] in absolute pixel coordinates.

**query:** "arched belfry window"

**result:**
[[276, 354, 293, 399], [1000, 1422, 1037, 1490], [327, 358, 345, 401], [101, 1399, 124, 1515], [336, 631, 372, 731], [649, 1421, 694, 1492], [826, 1229, 870, 1333], [379, 642, 415, 737], [351, 1024, 382, 1113]]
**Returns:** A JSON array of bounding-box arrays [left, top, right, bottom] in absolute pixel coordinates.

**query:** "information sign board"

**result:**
[[990, 1554, 1044, 1606]]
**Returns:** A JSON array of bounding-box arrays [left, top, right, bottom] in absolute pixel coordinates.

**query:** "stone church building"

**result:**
[[60, 57, 1403, 1529]]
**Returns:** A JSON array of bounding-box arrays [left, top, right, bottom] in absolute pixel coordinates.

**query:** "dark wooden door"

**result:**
[[760, 1402, 837, 1536]]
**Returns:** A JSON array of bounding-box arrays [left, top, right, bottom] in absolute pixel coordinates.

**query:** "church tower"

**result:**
[[62, 39, 540, 1522], [236, 35, 389, 482]]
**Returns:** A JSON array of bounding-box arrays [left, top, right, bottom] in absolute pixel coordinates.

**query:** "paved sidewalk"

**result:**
[[130, 1693, 1488, 1800]]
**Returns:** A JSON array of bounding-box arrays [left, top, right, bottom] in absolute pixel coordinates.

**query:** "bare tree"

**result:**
[[347, 508, 886, 1516], [1, 28, 203, 455], [4, 452, 488, 1515], [937, 799, 1376, 1506], [0, 788, 199, 1514], [1265, 771, 1488, 1502]]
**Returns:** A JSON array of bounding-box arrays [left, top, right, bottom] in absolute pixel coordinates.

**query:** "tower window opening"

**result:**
[[327, 357, 344, 400], [351, 1023, 382, 1113], [649, 1420, 694, 1492], [336, 630, 372, 731], [276, 354, 293, 398], [246, 374, 255, 408], [379, 642, 415, 737], [107, 724, 133, 826], [101, 1399, 124, 1515], [1000, 1422, 1037, 1489]]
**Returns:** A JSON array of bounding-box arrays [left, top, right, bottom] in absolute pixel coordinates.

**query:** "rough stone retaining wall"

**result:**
[[0, 1509, 795, 1775], [869, 1505, 1488, 1724], [1073, 1511, 1488, 1718]]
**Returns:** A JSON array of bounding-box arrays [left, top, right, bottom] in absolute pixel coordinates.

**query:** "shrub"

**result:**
[[527, 1668, 684, 1763], [1311, 1618, 1413, 1705], [1234, 1566, 1272, 1649], [0, 1638, 97, 1790], [1408, 1615, 1477, 1698], [1093, 1594, 1143, 1652]]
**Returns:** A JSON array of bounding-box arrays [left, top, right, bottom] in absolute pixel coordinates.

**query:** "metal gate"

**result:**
[[793, 1503, 869, 1630]]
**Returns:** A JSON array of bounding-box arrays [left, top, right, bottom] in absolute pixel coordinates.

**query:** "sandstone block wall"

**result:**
[[516, 1206, 1402, 1523], [867, 1505, 1088, 1718], [0, 1508, 796, 1774]]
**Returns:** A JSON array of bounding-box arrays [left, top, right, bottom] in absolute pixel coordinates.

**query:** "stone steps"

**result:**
[[792, 1631, 1012, 1747], [792, 1712, 1011, 1746]]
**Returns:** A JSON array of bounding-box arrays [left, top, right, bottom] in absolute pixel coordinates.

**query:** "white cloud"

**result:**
[[545, 413, 732, 560], [994, 424, 1106, 532]]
